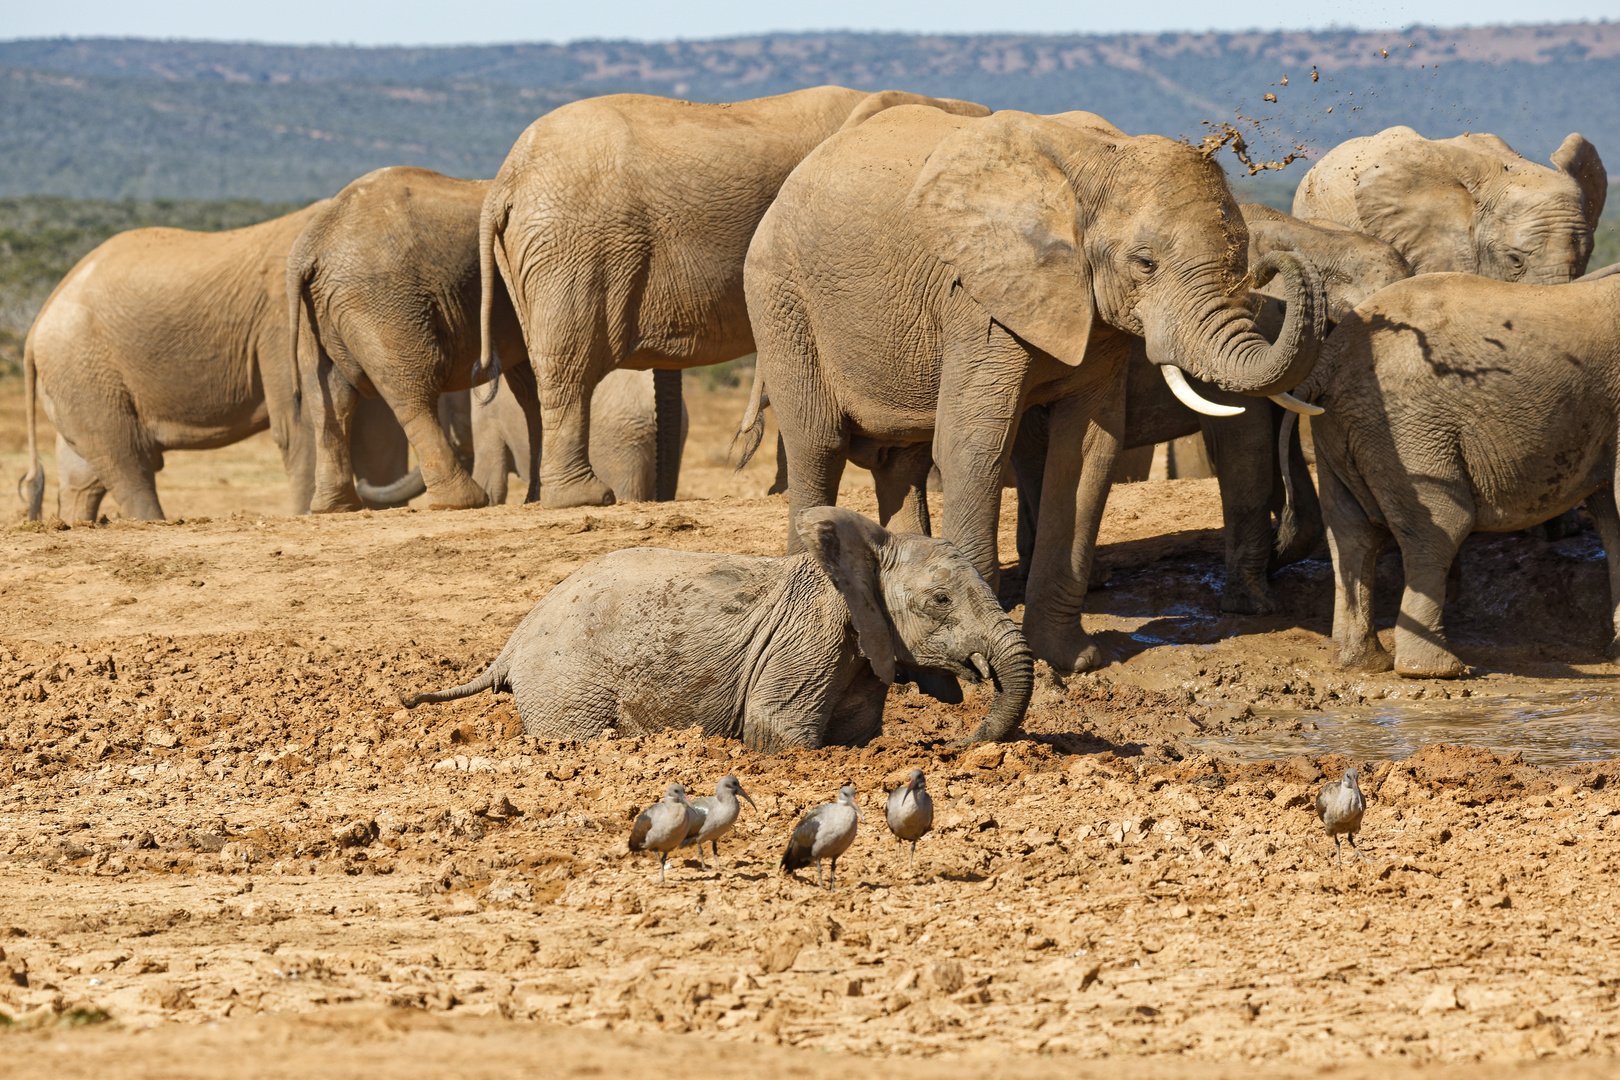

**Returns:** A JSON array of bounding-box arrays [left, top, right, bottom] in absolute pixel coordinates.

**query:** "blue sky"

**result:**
[[9, 0, 1617, 45]]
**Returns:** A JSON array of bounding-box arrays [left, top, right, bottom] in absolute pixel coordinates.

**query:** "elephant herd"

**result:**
[[17, 85, 1620, 741]]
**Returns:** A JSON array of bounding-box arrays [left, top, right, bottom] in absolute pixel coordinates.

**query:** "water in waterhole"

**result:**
[[1190, 691, 1620, 766]]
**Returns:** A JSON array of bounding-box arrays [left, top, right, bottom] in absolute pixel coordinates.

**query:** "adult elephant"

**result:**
[[363, 369, 690, 507], [1293, 126, 1607, 281], [19, 204, 335, 521], [288, 167, 536, 512], [477, 86, 990, 509], [1031, 206, 1414, 615], [1297, 265, 1620, 677], [742, 107, 1325, 673]]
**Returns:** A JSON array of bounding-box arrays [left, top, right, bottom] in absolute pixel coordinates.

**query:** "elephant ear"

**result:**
[[839, 90, 991, 132], [1351, 141, 1478, 274], [906, 111, 1096, 367], [797, 506, 896, 684], [1551, 133, 1607, 234]]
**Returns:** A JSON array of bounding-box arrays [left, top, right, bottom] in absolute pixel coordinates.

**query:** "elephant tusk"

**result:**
[[968, 652, 993, 680], [1269, 392, 1324, 416], [1160, 365, 1246, 417]]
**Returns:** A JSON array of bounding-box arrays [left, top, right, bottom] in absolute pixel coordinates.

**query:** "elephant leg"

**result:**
[[1390, 491, 1473, 679], [80, 422, 163, 522], [54, 434, 106, 522], [1022, 363, 1128, 674], [775, 393, 848, 556], [1585, 484, 1620, 661], [469, 388, 513, 507], [308, 358, 364, 513], [1318, 462, 1392, 672], [1200, 404, 1279, 615], [392, 393, 487, 511], [1011, 403, 1050, 592], [534, 354, 615, 509], [935, 324, 1033, 591], [653, 368, 683, 502], [872, 442, 933, 536]]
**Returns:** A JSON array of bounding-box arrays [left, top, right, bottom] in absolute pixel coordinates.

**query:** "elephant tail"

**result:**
[[400, 654, 509, 710], [16, 331, 44, 521], [285, 242, 318, 425], [475, 189, 509, 406], [730, 366, 769, 470]]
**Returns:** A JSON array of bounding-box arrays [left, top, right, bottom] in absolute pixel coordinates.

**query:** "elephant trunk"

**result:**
[[1172, 251, 1327, 398], [964, 622, 1034, 743]]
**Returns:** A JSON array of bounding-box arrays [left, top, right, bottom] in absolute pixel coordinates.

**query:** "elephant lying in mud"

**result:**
[[358, 368, 689, 507], [402, 507, 1033, 750], [743, 106, 1325, 673], [1296, 265, 1620, 678], [18, 202, 415, 521], [479, 85, 989, 509]]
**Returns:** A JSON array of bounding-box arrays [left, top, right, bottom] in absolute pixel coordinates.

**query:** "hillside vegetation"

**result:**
[[0, 25, 1616, 201]]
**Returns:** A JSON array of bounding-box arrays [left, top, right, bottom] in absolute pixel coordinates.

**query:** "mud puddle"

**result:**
[[1192, 690, 1620, 766]]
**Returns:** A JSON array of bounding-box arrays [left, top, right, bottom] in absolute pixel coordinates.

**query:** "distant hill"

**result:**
[[0, 24, 1616, 201]]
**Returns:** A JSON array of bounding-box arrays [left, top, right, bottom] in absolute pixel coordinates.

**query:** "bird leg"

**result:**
[[1331, 835, 1342, 864], [829, 857, 837, 892], [658, 854, 667, 883], [909, 840, 917, 867], [816, 861, 824, 889], [696, 846, 709, 872], [1347, 833, 1373, 864]]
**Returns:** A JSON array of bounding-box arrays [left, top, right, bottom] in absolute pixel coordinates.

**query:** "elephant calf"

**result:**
[[402, 507, 1033, 750], [1301, 266, 1620, 677]]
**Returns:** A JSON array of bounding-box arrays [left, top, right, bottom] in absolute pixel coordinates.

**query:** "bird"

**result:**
[[1315, 768, 1370, 864], [629, 783, 695, 882], [782, 784, 863, 890], [885, 769, 933, 867], [680, 774, 758, 870]]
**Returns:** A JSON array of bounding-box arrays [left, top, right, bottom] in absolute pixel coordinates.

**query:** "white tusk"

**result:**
[[1160, 365, 1246, 417], [968, 652, 992, 680], [1269, 392, 1324, 416]]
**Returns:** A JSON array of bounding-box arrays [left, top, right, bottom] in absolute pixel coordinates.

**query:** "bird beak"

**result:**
[[740, 789, 758, 812], [855, 803, 867, 823]]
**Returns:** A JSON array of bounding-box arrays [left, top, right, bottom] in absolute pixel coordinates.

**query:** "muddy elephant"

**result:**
[[477, 86, 991, 510], [1295, 266, 1620, 677], [288, 167, 540, 512], [741, 107, 1326, 673], [17, 202, 398, 521], [402, 506, 1033, 749], [1293, 126, 1607, 281]]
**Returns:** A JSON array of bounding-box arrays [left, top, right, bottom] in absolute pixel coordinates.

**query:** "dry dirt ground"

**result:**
[[3, 378, 1620, 1077]]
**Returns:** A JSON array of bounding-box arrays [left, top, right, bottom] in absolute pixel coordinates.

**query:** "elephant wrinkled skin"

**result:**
[[18, 203, 408, 522], [288, 167, 534, 513], [402, 506, 1033, 750], [1301, 271, 1620, 678], [478, 86, 989, 509], [744, 107, 1325, 672], [1294, 125, 1606, 282]]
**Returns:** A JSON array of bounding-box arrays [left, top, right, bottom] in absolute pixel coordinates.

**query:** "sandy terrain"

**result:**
[[3, 377, 1620, 1075]]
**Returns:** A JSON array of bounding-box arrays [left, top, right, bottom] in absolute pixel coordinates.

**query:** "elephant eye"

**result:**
[[1131, 253, 1157, 275], [931, 590, 951, 606]]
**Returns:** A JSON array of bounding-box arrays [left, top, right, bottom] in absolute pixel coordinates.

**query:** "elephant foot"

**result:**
[[311, 485, 366, 514], [1394, 642, 1467, 680], [1219, 578, 1277, 616], [426, 472, 490, 512], [1025, 619, 1104, 675], [540, 474, 616, 509], [1333, 640, 1394, 673]]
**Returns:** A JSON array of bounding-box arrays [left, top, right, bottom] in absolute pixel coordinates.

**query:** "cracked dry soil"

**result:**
[[2, 386, 1620, 1078]]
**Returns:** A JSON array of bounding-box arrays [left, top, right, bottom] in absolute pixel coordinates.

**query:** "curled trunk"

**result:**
[[1175, 251, 1328, 397], [965, 624, 1035, 743]]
